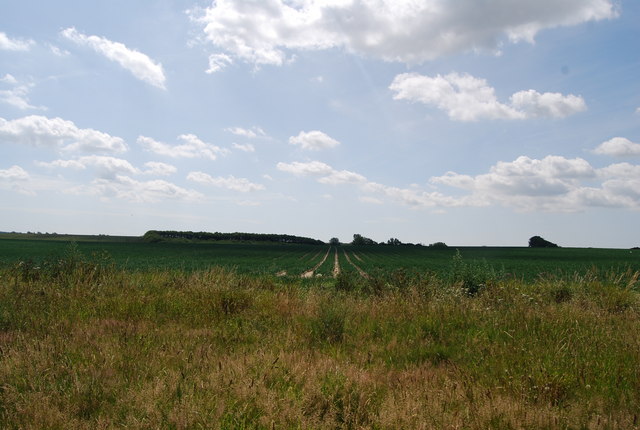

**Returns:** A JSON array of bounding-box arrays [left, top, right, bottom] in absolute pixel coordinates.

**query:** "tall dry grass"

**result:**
[[0, 254, 639, 429]]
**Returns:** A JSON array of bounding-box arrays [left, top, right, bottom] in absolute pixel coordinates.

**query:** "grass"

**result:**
[[1, 244, 639, 428]]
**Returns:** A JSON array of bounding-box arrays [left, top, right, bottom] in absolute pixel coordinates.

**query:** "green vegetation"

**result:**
[[529, 235, 560, 248], [142, 230, 325, 245], [2, 235, 637, 280], [1, 236, 640, 427]]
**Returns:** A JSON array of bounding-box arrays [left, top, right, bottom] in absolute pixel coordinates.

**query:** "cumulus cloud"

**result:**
[[389, 72, 586, 121], [232, 143, 255, 153], [36, 155, 139, 178], [0, 165, 33, 195], [0, 32, 34, 51], [289, 130, 341, 150], [430, 155, 640, 211], [0, 75, 44, 111], [138, 134, 228, 160], [433, 156, 595, 198], [277, 160, 458, 207], [78, 175, 204, 203], [0, 165, 30, 180], [276, 160, 334, 176], [226, 126, 267, 139], [207, 53, 233, 73], [142, 161, 177, 176], [61, 27, 166, 89], [191, 0, 615, 68], [593, 137, 640, 157], [187, 171, 265, 192], [0, 115, 127, 153], [278, 156, 640, 212]]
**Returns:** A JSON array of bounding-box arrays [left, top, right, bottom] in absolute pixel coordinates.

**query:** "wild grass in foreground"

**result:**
[[0, 251, 639, 428]]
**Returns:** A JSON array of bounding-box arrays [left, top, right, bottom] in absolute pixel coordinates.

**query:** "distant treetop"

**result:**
[[528, 236, 559, 248], [143, 230, 324, 245]]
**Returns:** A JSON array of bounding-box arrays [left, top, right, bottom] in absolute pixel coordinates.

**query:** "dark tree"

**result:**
[[351, 234, 377, 246], [329, 237, 340, 245], [428, 242, 448, 249], [387, 238, 402, 246], [528, 236, 559, 248]]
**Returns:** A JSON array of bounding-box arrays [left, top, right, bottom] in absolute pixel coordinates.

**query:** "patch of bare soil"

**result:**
[[332, 247, 340, 278], [343, 250, 369, 279], [301, 247, 331, 278]]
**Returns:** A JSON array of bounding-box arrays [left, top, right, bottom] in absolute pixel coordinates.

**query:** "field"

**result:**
[[1, 236, 638, 280], [1, 236, 640, 428]]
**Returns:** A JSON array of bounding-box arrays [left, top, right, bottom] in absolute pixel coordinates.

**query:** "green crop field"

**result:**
[[1, 234, 640, 428], [1, 235, 638, 281]]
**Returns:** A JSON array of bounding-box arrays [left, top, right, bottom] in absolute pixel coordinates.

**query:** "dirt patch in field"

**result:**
[[301, 247, 331, 278], [332, 247, 340, 278], [343, 250, 369, 279], [353, 253, 364, 263]]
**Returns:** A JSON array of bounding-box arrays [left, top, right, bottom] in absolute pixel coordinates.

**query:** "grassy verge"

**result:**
[[0, 253, 639, 428]]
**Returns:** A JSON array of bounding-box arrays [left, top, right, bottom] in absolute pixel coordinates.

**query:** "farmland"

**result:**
[[0, 235, 638, 281], [1, 234, 640, 428]]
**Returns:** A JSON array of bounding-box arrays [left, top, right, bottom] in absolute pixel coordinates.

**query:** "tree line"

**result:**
[[142, 230, 325, 245]]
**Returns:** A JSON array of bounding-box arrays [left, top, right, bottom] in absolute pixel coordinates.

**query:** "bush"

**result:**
[[528, 236, 558, 248], [450, 249, 503, 296]]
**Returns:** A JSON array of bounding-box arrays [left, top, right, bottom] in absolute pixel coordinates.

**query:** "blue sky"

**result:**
[[1, 0, 639, 247]]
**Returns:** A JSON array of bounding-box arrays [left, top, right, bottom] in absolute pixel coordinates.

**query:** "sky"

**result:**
[[1, 0, 639, 247]]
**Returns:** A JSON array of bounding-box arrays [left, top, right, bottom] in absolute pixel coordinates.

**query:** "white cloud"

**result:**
[[318, 169, 367, 185], [191, 0, 615, 67], [0, 32, 34, 51], [207, 53, 233, 73], [80, 175, 204, 203], [0, 74, 18, 85], [598, 162, 640, 179], [0, 165, 33, 195], [429, 155, 640, 211], [0, 75, 44, 111], [138, 134, 228, 160], [277, 160, 459, 207], [48, 44, 70, 57], [36, 155, 139, 178], [278, 155, 640, 212], [510, 90, 587, 118], [389, 72, 586, 121], [0, 165, 30, 180], [0, 115, 127, 154], [226, 126, 267, 139], [61, 27, 166, 89], [232, 143, 255, 153], [187, 171, 265, 192], [142, 161, 177, 176], [289, 130, 341, 150], [593, 137, 640, 157], [276, 160, 334, 176]]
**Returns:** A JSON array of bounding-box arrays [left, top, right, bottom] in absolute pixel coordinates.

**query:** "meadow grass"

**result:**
[[1, 248, 639, 429]]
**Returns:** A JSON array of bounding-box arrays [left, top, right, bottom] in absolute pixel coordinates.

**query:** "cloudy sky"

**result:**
[[1, 0, 639, 247]]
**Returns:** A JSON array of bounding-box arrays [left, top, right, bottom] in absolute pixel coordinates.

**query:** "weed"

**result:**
[[450, 249, 503, 296]]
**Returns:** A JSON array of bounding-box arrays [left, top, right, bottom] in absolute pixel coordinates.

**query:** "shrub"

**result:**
[[450, 249, 503, 296]]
